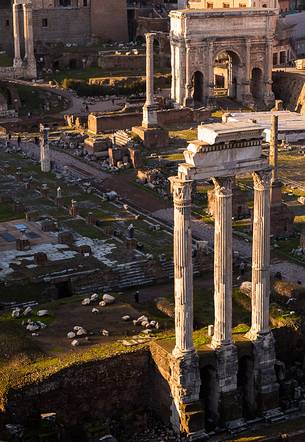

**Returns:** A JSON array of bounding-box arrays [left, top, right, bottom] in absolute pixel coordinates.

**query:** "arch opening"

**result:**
[[213, 50, 241, 100]]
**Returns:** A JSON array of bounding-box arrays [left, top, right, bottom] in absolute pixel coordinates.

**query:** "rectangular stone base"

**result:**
[[132, 125, 169, 149]]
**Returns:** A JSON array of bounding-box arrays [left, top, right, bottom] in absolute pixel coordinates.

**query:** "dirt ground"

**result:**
[[33, 300, 149, 355]]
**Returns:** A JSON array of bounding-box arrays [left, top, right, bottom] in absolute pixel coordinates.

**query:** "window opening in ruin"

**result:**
[[42, 18, 48, 27]]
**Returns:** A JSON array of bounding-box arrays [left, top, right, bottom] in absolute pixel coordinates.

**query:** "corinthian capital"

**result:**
[[212, 176, 233, 196], [252, 169, 272, 191], [169, 176, 192, 206]]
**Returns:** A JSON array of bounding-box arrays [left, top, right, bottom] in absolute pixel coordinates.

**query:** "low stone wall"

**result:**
[[273, 72, 305, 115], [98, 54, 146, 71], [88, 107, 211, 134]]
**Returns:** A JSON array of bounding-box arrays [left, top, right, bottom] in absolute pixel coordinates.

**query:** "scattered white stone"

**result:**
[[67, 331, 76, 339], [37, 309, 48, 317], [26, 323, 40, 332], [99, 300, 106, 307], [150, 320, 156, 327], [122, 315, 130, 321], [23, 307, 32, 316], [73, 325, 82, 331], [76, 327, 87, 336], [142, 329, 152, 334], [37, 321, 47, 329], [101, 329, 109, 336], [81, 298, 91, 306], [32, 332, 39, 337], [71, 339, 79, 347], [11, 308, 21, 318], [90, 293, 99, 302], [103, 294, 115, 305], [92, 308, 99, 314]]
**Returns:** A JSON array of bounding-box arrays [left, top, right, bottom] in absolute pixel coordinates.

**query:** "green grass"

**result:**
[[169, 128, 197, 141], [0, 53, 12, 67], [0, 202, 23, 222]]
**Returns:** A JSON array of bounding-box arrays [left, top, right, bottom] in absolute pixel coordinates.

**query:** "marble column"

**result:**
[[184, 41, 194, 107], [170, 37, 176, 102], [13, 2, 22, 68], [207, 40, 215, 104], [23, 1, 35, 63], [142, 33, 158, 128], [170, 176, 194, 357], [40, 125, 51, 173], [248, 170, 272, 339], [264, 38, 275, 107], [270, 114, 278, 183], [247, 169, 279, 410], [211, 176, 233, 349]]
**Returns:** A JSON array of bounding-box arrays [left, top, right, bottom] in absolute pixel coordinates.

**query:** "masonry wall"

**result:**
[[0, 1, 13, 54], [2, 350, 151, 426], [91, 0, 128, 43], [32, 7, 91, 45], [273, 72, 305, 115]]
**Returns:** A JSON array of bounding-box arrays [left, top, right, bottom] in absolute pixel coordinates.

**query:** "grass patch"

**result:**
[[0, 53, 12, 67], [0, 202, 23, 222]]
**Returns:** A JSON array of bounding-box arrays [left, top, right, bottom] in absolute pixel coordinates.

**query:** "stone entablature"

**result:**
[[170, 8, 278, 108]]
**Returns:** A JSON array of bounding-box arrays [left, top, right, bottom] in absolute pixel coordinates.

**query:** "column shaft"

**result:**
[[142, 33, 158, 128], [13, 3, 22, 67], [208, 41, 214, 100], [171, 39, 176, 101], [23, 2, 35, 62], [184, 42, 193, 107], [212, 177, 233, 348], [171, 177, 194, 356], [250, 170, 272, 337], [270, 114, 278, 182]]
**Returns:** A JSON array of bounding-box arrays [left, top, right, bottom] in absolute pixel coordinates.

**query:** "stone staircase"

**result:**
[[74, 257, 204, 294], [112, 130, 133, 148]]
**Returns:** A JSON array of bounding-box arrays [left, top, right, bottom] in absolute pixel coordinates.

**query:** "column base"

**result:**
[[13, 58, 23, 68], [184, 96, 194, 108], [246, 330, 279, 412], [142, 102, 158, 128], [132, 125, 169, 149], [263, 91, 275, 110], [210, 343, 241, 424], [242, 93, 255, 110], [170, 349, 206, 438]]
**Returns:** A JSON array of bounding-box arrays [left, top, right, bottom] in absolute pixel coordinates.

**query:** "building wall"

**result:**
[[90, 0, 128, 43], [0, 0, 13, 53]]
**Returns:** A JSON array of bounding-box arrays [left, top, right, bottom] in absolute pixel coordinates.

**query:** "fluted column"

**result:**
[[170, 176, 194, 357], [208, 40, 214, 102], [264, 38, 275, 107], [211, 177, 233, 348], [171, 38, 176, 101], [270, 114, 278, 183], [40, 124, 51, 173], [13, 2, 22, 68], [23, 1, 35, 63], [184, 41, 194, 107], [248, 170, 272, 339], [142, 33, 158, 128]]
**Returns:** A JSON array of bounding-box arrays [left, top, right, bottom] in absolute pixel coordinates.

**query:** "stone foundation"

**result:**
[[132, 126, 169, 149]]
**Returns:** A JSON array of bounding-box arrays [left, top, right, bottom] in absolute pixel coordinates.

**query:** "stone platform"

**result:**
[[132, 125, 169, 149]]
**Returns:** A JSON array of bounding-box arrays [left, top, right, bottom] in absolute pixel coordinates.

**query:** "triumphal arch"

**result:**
[[166, 122, 279, 439], [170, 8, 278, 109]]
